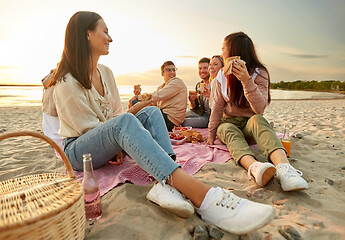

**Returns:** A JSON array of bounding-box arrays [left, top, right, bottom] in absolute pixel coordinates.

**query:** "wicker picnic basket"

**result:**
[[0, 131, 85, 240]]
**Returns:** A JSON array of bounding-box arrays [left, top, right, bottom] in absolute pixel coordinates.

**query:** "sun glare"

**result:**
[[1, 1, 344, 85]]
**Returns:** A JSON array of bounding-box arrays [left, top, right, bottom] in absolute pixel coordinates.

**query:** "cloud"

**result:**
[[263, 45, 329, 59], [283, 53, 329, 59], [0, 66, 20, 69]]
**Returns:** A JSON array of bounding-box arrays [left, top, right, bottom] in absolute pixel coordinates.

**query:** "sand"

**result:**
[[1, 99, 345, 239]]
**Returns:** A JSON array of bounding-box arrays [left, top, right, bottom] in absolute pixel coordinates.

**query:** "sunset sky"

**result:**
[[0, 0, 344, 86]]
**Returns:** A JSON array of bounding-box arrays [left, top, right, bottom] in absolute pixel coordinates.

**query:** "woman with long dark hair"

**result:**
[[50, 13, 275, 235], [208, 32, 308, 191]]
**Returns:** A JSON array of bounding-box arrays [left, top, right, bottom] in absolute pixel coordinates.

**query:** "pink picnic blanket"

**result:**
[[75, 128, 285, 196]]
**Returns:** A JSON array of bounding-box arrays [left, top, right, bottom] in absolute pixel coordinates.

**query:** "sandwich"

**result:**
[[225, 56, 240, 65], [223, 56, 246, 75], [198, 82, 206, 92], [141, 93, 152, 101]]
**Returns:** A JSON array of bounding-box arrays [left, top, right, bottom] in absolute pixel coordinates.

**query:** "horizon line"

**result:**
[[1, 79, 344, 87]]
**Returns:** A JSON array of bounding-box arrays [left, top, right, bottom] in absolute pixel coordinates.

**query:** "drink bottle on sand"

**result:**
[[281, 126, 291, 157], [82, 153, 102, 221]]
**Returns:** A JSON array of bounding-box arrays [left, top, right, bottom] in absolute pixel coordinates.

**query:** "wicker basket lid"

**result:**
[[0, 131, 84, 232], [0, 173, 83, 231]]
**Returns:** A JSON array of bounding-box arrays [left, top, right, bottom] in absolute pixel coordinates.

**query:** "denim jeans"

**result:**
[[64, 106, 179, 182], [182, 109, 209, 128]]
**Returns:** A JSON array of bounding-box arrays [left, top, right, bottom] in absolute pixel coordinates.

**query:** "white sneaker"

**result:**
[[248, 162, 276, 187], [196, 187, 275, 235], [146, 183, 194, 218], [275, 163, 308, 191]]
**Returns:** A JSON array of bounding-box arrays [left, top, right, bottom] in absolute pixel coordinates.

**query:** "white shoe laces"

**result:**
[[278, 163, 303, 178], [165, 184, 182, 196], [215, 189, 241, 209]]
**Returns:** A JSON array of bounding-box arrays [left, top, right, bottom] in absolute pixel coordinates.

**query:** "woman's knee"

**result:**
[[137, 106, 161, 118], [143, 106, 160, 114], [137, 106, 163, 122], [114, 112, 138, 126], [251, 114, 265, 122], [217, 123, 243, 142], [249, 114, 269, 128]]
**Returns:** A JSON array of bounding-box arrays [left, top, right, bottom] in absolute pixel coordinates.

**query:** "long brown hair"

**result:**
[[224, 32, 271, 108], [49, 11, 102, 89]]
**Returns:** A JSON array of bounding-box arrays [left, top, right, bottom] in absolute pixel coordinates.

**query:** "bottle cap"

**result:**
[[83, 153, 92, 161]]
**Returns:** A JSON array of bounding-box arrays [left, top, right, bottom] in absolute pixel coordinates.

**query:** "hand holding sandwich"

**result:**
[[188, 90, 198, 109], [199, 86, 210, 98], [231, 60, 252, 82], [223, 56, 251, 82]]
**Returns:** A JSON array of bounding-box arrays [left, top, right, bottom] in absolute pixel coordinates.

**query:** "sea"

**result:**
[[0, 85, 344, 107]]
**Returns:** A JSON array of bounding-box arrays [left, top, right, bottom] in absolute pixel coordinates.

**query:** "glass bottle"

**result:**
[[82, 153, 102, 221], [281, 126, 291, 157]]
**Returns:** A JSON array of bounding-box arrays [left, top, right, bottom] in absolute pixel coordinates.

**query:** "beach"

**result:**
[[1, 99, 345, 239]]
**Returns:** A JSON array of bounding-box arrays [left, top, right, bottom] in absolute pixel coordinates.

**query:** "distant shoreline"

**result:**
[[1, 84, 345, 94], [0, 84, 42, 87], [273, 88, 345, 95], [271, 97, 345, 101]]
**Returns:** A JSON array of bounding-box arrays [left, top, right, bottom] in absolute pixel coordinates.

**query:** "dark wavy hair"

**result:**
[[198, 57, 210, 64], [224, 32, 271, 108], [49, 11, 102, 89]]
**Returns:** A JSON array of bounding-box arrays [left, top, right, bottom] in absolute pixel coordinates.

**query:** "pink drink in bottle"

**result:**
[[82, 153, 102, 221]]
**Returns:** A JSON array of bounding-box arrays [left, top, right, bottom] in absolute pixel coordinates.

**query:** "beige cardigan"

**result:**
[[151, 77, 187, 126], [53, 64, 122, 138]]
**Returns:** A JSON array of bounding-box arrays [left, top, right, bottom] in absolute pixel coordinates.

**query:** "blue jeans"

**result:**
[[64, 106, 179, 182], [182, 109, 209, 128]]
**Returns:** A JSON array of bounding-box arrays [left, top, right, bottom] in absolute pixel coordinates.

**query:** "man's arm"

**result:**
[[151, 78, 185, 102]]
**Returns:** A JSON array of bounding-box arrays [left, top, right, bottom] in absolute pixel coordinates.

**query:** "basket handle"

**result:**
[[0, 130, 75, 178]]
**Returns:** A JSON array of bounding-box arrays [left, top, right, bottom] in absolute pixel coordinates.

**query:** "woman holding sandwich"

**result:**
[[50, 12, 275, 235], [207, 32, 308, 191]]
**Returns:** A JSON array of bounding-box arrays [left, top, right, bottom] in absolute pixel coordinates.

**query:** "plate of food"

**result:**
[[172, 126, 192, 133], [169, 132, 187, 145]]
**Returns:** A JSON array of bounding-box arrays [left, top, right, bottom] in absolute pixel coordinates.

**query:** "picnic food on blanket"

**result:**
[[169, 132, 185, 140], [169, 132, 187, 145], [223, 56, 246, 75], [173, 126, 192, 133], [180, 129, 205, 143]]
